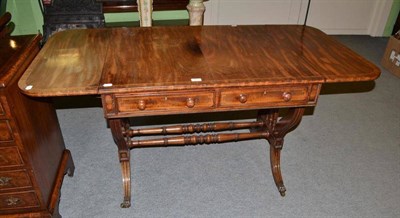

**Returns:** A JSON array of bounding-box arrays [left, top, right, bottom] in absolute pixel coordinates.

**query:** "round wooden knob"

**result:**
[[282, 92, 292, 102], [186, 98, 195, 108], [137, 100, 146, 110], [239, 94, 247, 103], [186, 98, 196, 108]]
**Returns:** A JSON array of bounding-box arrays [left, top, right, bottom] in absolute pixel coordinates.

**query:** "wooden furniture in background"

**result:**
[[19, 25, 380, 208], [0, 32, 74, 216], [102, 0, 189, 12], [41, 0, 205, 41], [41, 0, 105, 42]]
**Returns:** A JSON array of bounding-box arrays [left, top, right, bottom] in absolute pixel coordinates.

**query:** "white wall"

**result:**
[[203, 0, 393, 36]]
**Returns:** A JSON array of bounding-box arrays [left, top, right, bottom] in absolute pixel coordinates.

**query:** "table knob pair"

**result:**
[[137, 98, 195, 110], [238, 92, 292, 103]]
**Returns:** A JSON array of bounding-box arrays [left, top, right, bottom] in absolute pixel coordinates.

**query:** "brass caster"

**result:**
[[278, 186, 286, 197], [120, 201, 131, 208]]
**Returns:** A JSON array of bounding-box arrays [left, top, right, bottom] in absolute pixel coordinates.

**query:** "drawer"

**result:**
[[220, 86, 310, 108], [0, 147, 24, 168], [116, 92, 215, 113], [0, 191, 40, 210], [0, 120, 13, 142], [0, 170, 32, 191]]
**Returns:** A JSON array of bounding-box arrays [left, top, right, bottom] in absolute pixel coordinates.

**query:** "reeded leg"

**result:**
[[109, 118, 132, 208], [187, 0, 205, 26], [119, 155, 131, 208], [258, 108, 305, 197], [270, 143, 286, 196]]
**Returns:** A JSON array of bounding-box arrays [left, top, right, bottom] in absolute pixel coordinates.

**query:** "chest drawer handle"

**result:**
[[186, 98, 195, 108], [6, 197, 21, 206], [0, 177, 11, 186], [282, 92, 292, 102], [239, 94, 248, 103], [137, 100, 146, 110]]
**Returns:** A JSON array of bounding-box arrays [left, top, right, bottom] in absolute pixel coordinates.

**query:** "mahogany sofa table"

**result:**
[[18, 25, 380, 208]]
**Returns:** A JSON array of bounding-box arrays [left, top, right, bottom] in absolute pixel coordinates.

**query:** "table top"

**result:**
[[18, 25, 380, 97]]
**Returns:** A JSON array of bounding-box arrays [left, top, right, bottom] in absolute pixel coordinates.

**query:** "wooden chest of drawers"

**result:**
[[0, 35, 74, 217]]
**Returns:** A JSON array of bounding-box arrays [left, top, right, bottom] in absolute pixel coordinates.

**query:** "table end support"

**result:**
[[258, 107, 305, 197], [109, 118, 132, 208]]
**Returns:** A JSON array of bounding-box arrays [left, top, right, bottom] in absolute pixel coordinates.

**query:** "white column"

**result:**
[[187, 0, 205, 26], [137, 0, 153, 27]]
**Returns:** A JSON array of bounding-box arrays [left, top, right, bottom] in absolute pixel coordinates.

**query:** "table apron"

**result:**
[[101, 84, 321, 118]]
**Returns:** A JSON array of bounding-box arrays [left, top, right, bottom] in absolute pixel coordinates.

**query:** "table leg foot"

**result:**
[[279, 187, 286, 197], [120, 200, 131, 208]]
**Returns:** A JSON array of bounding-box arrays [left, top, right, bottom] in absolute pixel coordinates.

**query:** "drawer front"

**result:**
[[0, 120, 13, 142], [220, 86, 310, 108], [0, 170, 32, 191], [116, 92, 215, 114], [0, 191, 40, 210], [0, 147, 24, 168]]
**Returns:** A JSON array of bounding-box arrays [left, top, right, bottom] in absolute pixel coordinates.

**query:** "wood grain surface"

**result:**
[[19, 29, 110, 96], [19, 25, 380, 97]]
